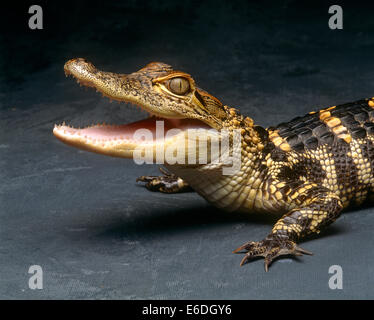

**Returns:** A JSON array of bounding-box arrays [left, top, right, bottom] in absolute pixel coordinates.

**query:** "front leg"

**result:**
[[137, 167, 192, 193], [234, 185, 343, 271]]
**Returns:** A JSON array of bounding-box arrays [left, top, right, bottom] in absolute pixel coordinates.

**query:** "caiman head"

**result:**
[[54, 59, 263, 166]]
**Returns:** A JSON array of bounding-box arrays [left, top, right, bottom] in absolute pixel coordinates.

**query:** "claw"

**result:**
[[159, 167, 172, 176], [239, 256, 248, 267], [136, 175, 157, 182], [232, 241, 255, 254], [234, 238, 313, 271], [233, 245, 247, 254], [136, 168, 191, 193], [294, 245, 313, 256], [264, 259, 270, 272]]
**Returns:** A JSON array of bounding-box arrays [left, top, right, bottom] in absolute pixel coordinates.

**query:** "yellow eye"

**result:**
[[168, 77, 190, 95]]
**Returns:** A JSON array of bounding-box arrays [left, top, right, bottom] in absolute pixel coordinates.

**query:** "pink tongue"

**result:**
[[66, 118, 210, 141]]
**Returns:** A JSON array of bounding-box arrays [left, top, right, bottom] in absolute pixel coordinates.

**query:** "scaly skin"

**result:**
[[54, 58, 374, 271]]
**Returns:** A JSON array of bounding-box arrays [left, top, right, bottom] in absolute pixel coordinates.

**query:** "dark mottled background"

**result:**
[[1, 0, 374, 299]]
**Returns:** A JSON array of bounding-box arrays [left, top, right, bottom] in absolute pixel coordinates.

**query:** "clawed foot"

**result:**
[[233, 235, 313, 272], [137, 168, 192, 193]]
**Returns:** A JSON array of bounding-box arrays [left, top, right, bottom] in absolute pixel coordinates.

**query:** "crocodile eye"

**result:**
[[168, 77, 190, 95]]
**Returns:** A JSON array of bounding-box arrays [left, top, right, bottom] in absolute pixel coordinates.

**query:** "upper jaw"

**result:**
[[62, 58, 225, 129], [63, 58, 189, 119]]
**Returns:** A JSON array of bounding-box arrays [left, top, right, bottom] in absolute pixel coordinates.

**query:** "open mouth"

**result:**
[[54, 115, 213, 162], [53, 58, 217, 159], [53, 116, 211, 147], [53, 114, 212, 160]]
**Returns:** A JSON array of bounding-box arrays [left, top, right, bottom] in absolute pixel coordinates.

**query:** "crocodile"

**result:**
[[54, 58, 374, 271]]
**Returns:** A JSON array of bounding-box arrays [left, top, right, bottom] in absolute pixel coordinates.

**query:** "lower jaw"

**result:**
[[53, 117, 212, 159]]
